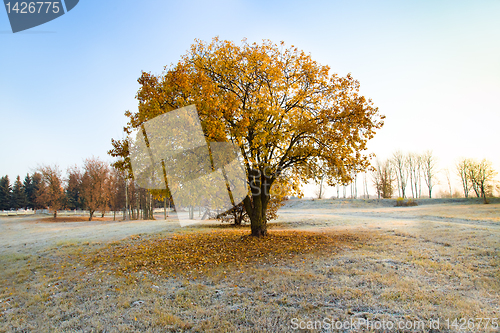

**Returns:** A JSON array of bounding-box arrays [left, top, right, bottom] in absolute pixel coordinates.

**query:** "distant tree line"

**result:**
[[371, 151, 497, 203], [372, 150, 437, 199], [0, 173, 42, 211], [0, 157, 172, 220]]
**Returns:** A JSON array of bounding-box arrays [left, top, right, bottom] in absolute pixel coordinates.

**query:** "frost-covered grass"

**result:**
[[1, 199, 499, 332]]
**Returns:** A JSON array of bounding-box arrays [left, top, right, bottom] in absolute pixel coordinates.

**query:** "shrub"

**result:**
[[217, 196, 287, 225], [395, 197, 418, 207]]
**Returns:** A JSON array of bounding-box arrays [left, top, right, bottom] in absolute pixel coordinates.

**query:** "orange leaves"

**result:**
[[123, 38, 384, 183], [89, 230, 363, 278], [110, 37, 385, 234]]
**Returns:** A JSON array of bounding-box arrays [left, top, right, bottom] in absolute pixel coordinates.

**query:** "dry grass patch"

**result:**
[[1, 215, 499, 332]]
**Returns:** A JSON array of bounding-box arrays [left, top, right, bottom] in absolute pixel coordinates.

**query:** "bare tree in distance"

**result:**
[[372, 159, 395, 199], [468, 159, 497, 204], [422, 151, 437, 198], [407, 152, 423, 199], [315, 172, 326, 199], [315, 179, 325, 199], [444, 168, 453, 198], [363, 173, 369, 199], [457, 158, 472, 198], [350, 172, 358, 199], [109, 167, 126, 221], [417, 156, 423, 198], [467, 162, 482, 198], [392, 150, 408, 198], [406, 153, 418, 198], [81, 157, 110, 221], [36, 165, 65, 218]]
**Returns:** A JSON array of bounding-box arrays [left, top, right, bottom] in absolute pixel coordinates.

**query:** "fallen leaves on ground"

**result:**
[[89, 230, 365, 278], [40, 216, 114, 223]]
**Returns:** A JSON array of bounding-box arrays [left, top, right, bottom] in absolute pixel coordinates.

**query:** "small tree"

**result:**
[[109, 167, 127, 221], [81, 157, 110, 221], [468, 159, 497, 204], [24, 173, 43, 210], [315, 173, 326, 199], [11, 176, 27, 209], [66, 165, 82, 210], [391, 150, 408, 198], [457, 158, 472, 198], [23, 174, 33, 209], [407, 153, 422, 198], [372, 159, 395, 199], [0, 176, 11, 210], [217, 177, 291, 225], [217, 193, 288, 225], [422, 151, 437, 198], [443, 168, 453, 198], [36, 165, 65, 218]]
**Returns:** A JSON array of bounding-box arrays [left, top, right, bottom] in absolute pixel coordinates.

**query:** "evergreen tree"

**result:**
[[31, 173, 43, 209], [23, 174, 32, 208], [0, 176, 12, 210], [11, 176, 27, 209], [66, 166, 82, 210], [24, 173, 42, 209]]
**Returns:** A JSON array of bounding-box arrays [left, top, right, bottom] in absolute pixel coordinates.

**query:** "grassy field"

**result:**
[[0, 199, 499, 332]]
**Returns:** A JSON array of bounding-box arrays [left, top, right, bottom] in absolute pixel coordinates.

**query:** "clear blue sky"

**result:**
[[1, 0, 499, 194]]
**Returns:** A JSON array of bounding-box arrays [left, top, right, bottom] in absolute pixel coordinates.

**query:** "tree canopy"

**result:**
[[36, 165, 64, 218], [115, 37, 384, 236]]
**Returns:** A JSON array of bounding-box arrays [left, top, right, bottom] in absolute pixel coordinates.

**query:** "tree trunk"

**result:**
[[125, 178, 129, 220], [354, 174, 357, 198], [365, 175, 369, 199], [244, 169, 271, 237], [234, 212, 242, 225], [472, 184, 480, 198], [246, 194, 267, 236], [318, 175, 324, 199], [53, 210, 57, 219], [164, 197, 167, 220], [481, 185, 489, 204], [89, 210, 94, 221], [483, 193, 489, 204], [233, 205, 245, 225]]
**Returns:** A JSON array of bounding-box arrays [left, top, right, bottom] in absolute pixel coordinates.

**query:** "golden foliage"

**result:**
[[113, 37, 384, 234], [35, 165, 65, 216], [80, 157, 111, 221], [129, 37, 384, 187]]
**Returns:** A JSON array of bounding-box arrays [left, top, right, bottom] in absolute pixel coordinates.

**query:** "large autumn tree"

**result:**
[[115, 37, 384, 236]]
